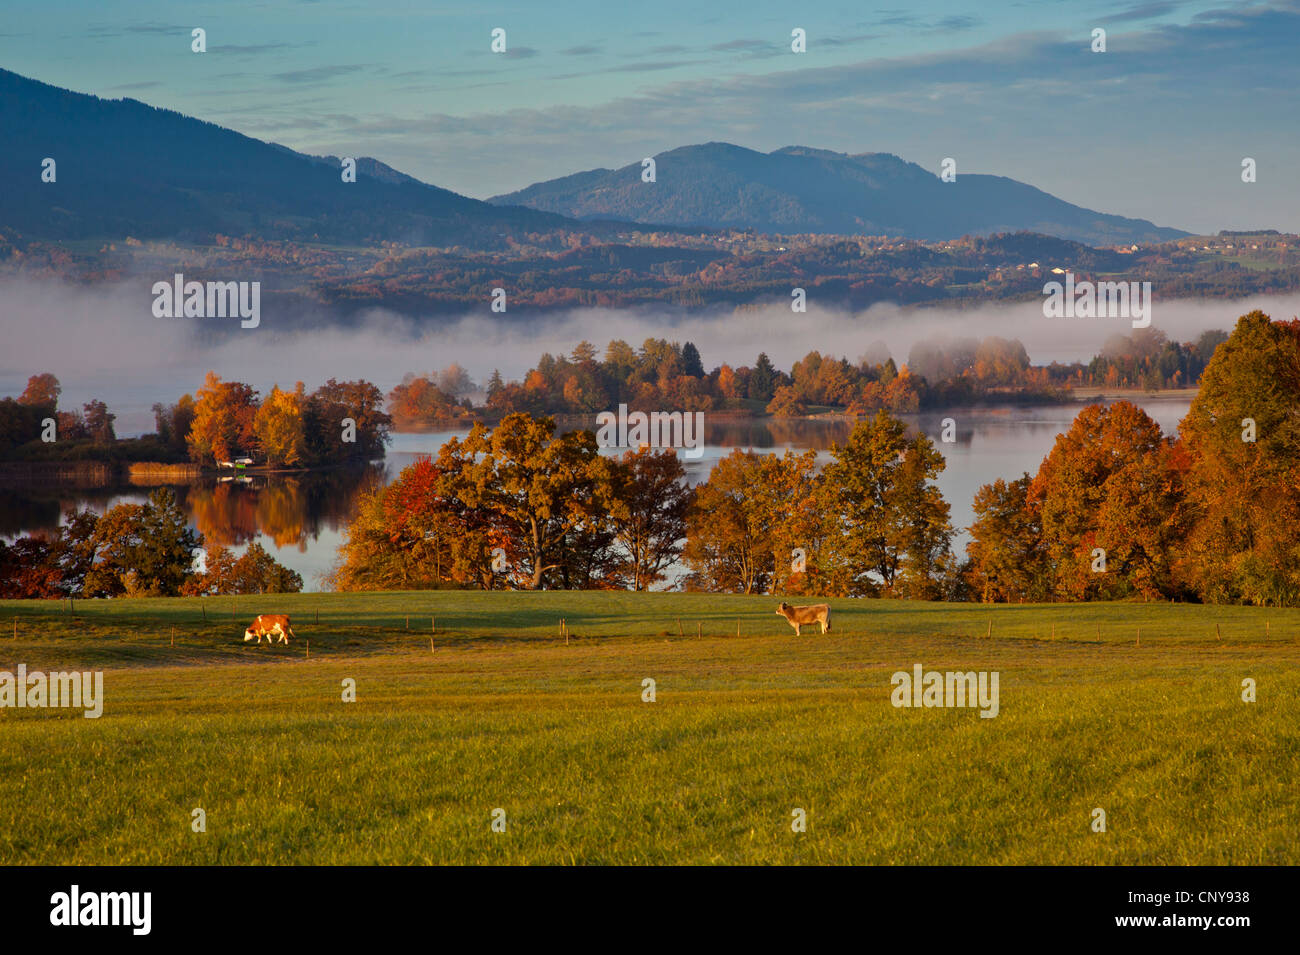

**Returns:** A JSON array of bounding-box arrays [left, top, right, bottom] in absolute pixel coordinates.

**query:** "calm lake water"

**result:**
[[0, 398, 1194, 590]]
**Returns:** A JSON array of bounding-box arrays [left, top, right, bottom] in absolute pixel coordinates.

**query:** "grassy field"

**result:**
[[0, 591, 1296, 865]]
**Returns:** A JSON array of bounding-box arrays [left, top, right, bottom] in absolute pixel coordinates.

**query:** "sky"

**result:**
[[3, 0, 1298, 234]]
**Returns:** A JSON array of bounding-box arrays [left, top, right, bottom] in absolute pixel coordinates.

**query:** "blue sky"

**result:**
[[5, 0, 1298, 233]]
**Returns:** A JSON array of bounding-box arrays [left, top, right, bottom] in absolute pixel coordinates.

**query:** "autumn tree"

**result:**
[[1029, 401, 1186, 600], [331, 457, 495, 590], [0, 536, 63, 598], [682, 450, 821, 594], [1179, 310, 1300, 604], [304, 378, 392, 463], [187, 372, 258, 463], [964, 475, 1050, 602], [437, 413, 615, 590], [18, 373, 60, 413], [607, 448, 693, 590], [387, 374, 470, 428], [682, 450, 771, 594], [818, 411, 953, 597], [184, 541, 303, 595], [752, 450, 824, 594], [254, 383, 308, 467]]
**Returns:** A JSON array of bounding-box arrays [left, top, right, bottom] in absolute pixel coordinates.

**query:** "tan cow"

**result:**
[[775, 602, 831, 636], [243, 614, 295, 645]]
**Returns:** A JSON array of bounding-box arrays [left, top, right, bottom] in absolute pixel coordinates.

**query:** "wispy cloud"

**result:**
[[1105, 1, 1187, 24], [272, 64, 368, 84], [211, 42, 302, 55]]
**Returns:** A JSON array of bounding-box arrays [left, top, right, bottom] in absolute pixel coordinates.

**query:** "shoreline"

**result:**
[[0, 458, 377, 486]]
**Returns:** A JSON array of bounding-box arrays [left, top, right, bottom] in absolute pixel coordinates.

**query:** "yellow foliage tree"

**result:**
[[254, 383, 307, 467]]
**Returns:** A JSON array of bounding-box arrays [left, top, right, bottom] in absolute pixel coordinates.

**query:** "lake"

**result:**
[[0, 397, 1194, 590]]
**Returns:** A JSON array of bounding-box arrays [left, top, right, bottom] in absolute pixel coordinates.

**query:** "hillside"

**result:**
[[0, 68, 571, 248], [491, 143, 1188, 246]]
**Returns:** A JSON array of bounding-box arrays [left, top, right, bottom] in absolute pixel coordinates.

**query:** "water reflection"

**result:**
[[2, 400, 1194, 591]]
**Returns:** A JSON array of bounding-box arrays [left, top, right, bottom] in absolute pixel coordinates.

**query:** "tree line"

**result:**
[[389, 329, 1229, 429], [1, 371, 392, 467], [335, 311, 1300, 606], [0, 489, 302, 599]]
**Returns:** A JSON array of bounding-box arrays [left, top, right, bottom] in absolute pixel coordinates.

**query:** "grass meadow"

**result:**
[[0, 591, 1296, 865]]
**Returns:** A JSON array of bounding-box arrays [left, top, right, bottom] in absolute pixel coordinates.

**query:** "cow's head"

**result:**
[[776, 602, 789, 614], [243, 628, 257, 642]]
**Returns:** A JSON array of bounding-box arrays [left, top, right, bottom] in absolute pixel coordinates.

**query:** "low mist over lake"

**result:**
[[1, 273, 1290, 435]]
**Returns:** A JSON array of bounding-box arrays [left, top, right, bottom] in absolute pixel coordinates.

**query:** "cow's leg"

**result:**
[[794, 623, 801, 636]]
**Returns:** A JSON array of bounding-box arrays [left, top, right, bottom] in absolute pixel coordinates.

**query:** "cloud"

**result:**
[[559, 45, 602, 56], [929, 15, 981, 33], [710, 38, 777, 52], [1105, 1, 1187, 23], [551, 59, 708, 80], [818, 33, 880, 48], [272, 64, 368, 84], [211, 42, 301, 55]]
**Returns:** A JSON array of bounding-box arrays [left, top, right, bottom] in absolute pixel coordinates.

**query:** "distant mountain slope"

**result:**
[[0, 69, 569, 246], [490, 143, 1187, 246]]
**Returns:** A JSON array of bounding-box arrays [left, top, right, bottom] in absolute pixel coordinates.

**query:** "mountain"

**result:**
[[0, 69, 569, 247], [489, 143, 1187, 246]]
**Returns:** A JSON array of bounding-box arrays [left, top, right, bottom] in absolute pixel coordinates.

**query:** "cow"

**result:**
[[775, 602, 831, 636], [243, 614, 295, 645]]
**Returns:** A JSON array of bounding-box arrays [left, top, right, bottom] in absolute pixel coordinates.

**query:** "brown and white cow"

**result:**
[[243, 614, 295, 645], [775, 602, 831, 636]]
